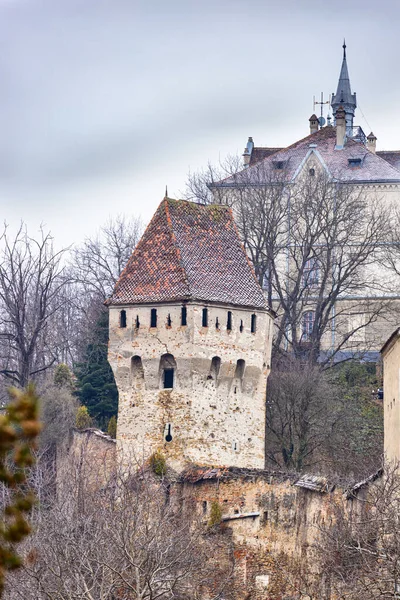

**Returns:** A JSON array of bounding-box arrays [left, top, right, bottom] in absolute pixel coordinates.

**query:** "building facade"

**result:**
[[211, 44, 400, 358], [107, 198, 274, 470]]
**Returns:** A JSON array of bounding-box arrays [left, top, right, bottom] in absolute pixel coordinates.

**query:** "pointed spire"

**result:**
[[331, 40, 357, 132]]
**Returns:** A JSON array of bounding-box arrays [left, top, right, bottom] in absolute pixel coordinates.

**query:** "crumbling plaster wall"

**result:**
[[108, 301, 273, 470]]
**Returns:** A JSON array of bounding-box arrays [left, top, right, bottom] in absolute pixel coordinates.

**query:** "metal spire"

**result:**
[[343, 38, 346, 59], [331, 40, 357, 130]]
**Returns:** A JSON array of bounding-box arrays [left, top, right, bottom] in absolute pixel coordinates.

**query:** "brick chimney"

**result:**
[[309, 114, 319, 135], [367, 132, 377, 154], [335, 106, 346, 149]]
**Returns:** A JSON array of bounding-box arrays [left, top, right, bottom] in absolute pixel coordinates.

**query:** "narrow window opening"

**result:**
[[181, 306, 187, 326], [232, 441, 240, 452], [234, 386, 237, 394], [202, 307, 208, 327], [235, 359, 245, 380], [135, 315, 140, 329], [208, 356, 221, 381], [215, 316, 220, 330], [159, 354, 177, 389], [309, 168, 315, 176], [251, 314, 257, 334], [120, 310, 127, 328], [150, 308, 157, 328], [164, 423, 173, 443], [202, 501, 207, 514], [240, 320, 244, 333], [167, 314, 172, 327], [164, 368, 174, 389], [227, 311, 232, 331]]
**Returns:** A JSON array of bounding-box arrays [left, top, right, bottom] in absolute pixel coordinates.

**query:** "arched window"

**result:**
[[159, 353, 177, 389], [131, 356, 144, 386], [181, 306, 187, 326], [234, 359, 245, 379], [302, 311, 315, 342], [251, 314, 257, 333], [227, 311, 232, 331], [120, 310, 127, 328], [202, 308, 208, 327], [208, 356, 221, 381], [150, 308, 157, 328]]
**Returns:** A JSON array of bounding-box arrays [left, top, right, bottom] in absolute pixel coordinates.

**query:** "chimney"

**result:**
[[309, 114, 319, 135], [242, 136, 254, 168], [335, 106, 346, 149], [367, 132, 377, 154]]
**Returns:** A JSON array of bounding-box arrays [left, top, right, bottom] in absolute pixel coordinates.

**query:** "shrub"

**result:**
[[107, 415, 117, 439], [149, 450, 167, 477], [208, 501, 222, 527], [75, 406, 92, 430]]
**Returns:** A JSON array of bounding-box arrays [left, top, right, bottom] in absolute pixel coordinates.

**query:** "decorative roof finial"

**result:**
[[165, 185, 168, 198], [343, 38, 346, 59]]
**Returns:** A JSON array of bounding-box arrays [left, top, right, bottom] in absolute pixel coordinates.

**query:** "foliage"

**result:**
[[107, 415, 117, 439], [0, 385, 41, 597], [75, 406, 92, 430], [39, 378, 78, 451], [74, 310, 118, 429], [53, 364, 74, 390], [149, 450, 167, 477], [208, 501, 223, 528]]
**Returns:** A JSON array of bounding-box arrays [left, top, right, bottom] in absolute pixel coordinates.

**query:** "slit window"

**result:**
[[251, 314, 257, 333], [150, 308, 157, 328], [227, 311, 232, 331], [240, 320, 244, 333], [167, 314, 172, 327], [120, 310, 127, 328], [202, 308, 208, 327], [216, 316, 220, 330], [164, 369, 174, 389], [181, 306, 187, 326], [135, 315, 140, 329]]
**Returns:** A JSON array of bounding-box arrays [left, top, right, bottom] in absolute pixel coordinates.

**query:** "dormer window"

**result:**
[[348, 157, 362, 168], [273, 160, 287, 170]]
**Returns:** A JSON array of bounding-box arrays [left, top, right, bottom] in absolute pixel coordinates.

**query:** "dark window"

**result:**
[[181, 306, 187, 326], [348, 157, 362, 167], [135, 315, 140, 329], [309, 168, 315, 176], [150, 308, 157, 328], [202, 500, 207, 514], [215, 316, 220, 330], [251, 314, 257, 333], [209, 356, 221, 381], [240, 320, 244, 333], [167, 314, 172, 327], [302, 311, 315, 342], [273, 160, 286, 170], [160, 354, 176, 389], [164, 368, 174, 389], [227, 311, 232, 331], [202, 308, 208, 327], [120, 310, 127, 328], [235, 359, 245, 379]]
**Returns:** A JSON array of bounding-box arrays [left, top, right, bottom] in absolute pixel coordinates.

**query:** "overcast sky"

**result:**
[[1, 0, 400, 247]]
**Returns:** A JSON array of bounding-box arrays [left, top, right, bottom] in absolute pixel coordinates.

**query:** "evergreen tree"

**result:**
[[74, 310, 118, 429]]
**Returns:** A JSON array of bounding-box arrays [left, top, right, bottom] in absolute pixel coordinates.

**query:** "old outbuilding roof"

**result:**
[[108, 198, 268, 310]]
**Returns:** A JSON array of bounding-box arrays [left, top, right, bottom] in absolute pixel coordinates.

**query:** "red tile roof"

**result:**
[[249, 147, 283, 165], [108, 198, 268, 310]]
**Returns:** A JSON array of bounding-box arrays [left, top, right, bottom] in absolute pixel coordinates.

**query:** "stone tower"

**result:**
[[107, 198, 274, 471]]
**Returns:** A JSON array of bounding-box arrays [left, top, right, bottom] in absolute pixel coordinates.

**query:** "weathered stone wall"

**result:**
[[382, 330, 400, 464], [108, 301, 273, 470]]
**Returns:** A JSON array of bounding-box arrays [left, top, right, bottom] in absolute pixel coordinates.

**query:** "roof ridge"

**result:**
[[164, 198, 191, 295]]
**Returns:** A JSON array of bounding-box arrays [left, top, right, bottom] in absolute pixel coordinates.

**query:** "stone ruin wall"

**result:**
[[61, 430, 364, 599]]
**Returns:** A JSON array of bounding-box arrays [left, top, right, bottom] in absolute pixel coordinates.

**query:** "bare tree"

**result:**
[[5, 460, 234, 600], [186, 160, 393, 364], [0, 225, 70, 389]]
